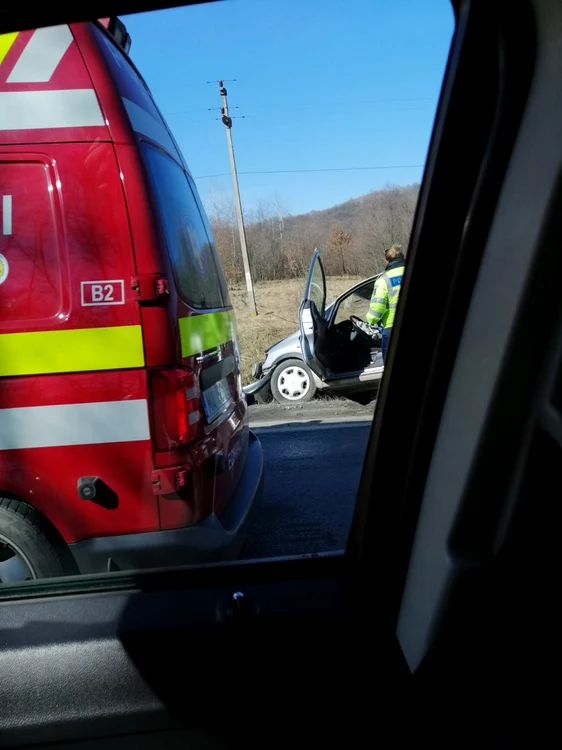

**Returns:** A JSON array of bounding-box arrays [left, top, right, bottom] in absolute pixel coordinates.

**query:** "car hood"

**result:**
[[265, 328, 300, 354], [263, 329, 302, 368]]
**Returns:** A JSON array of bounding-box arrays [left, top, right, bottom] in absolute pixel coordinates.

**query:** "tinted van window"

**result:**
[[141, 142, 229, 309]]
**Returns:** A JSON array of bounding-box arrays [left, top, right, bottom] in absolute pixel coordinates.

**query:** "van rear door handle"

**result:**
[[131, 274, 168, 302]]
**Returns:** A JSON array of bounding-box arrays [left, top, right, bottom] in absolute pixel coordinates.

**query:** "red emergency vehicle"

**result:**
[[0, 19, 263, 582]]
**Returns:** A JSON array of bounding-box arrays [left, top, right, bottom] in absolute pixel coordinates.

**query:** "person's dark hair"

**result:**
[[384, 244, 404, 262]]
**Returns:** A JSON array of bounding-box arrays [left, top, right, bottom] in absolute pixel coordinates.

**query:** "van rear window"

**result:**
[[141, 143, 229, 310]]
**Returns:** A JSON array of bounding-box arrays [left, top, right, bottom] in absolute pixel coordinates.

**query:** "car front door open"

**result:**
[[299, 250, 330, 378]]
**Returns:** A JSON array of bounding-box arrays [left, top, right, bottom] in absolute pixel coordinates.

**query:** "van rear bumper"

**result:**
[[69, 431, 264, 574]]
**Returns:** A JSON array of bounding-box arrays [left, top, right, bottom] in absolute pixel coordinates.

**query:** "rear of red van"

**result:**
[[0, 20, 262, 579]]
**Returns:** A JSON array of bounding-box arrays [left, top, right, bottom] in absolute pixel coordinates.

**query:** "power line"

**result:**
[[163, 96, 437, 117], [195, 163, 424, 179], [165, 106, 239, 116], [165, 105, 433, 122], [164, 107, 213, 115], [244, 96, 437, 110]]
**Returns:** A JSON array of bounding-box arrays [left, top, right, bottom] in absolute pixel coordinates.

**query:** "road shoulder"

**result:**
[[249, 398, 376, 428]]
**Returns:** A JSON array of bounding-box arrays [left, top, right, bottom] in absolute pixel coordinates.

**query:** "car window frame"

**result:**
[[329, 275, 378, 327], [1, 0, 551, 744], [0, 0, 499, 605]]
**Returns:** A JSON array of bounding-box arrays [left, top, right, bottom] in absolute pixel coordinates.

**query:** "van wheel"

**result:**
[[271, 359, 317, 404], [0, 498, 67, 583]]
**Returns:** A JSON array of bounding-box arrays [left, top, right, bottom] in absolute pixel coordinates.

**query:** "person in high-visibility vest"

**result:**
[[366, 244, 406, 361]]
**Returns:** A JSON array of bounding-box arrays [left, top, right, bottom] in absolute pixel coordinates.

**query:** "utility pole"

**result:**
[[218, 80, 257, 315]]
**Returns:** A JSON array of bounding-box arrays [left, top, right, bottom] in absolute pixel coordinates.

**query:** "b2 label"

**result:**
[[81, 280, 125, 306]]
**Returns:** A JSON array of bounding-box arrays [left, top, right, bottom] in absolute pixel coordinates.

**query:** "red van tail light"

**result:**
[[148, 368, 202, 451]]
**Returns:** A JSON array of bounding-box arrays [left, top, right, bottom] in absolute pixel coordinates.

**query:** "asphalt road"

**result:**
[[241, 417, 373, 559]]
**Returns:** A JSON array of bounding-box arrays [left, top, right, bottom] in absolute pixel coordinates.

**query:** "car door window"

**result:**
[[305, 251, 327, 317], [333, 281, 376, 325]]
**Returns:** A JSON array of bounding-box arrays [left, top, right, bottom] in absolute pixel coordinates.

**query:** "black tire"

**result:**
[[0, 497, 67, 583], [271, 359, 317, 405], [254, 384, 273, 404]]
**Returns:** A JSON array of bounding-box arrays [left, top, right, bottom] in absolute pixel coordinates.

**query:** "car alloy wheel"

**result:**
[[277, 364, 311, 401]]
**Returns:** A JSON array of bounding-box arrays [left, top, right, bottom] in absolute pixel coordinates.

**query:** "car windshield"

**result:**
[[0, 0, 453, 592]]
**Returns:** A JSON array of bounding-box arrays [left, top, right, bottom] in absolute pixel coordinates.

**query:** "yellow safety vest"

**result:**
[[366, 262, 404, 329]]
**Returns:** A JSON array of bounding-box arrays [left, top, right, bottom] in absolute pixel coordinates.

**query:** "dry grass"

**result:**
[[231, 276, 361, 383]]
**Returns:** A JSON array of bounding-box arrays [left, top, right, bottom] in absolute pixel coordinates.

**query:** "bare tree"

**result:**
[[202, 183, 419, 286], [205, 190, 243, 285], [325, 224, 353, 276], [245, 196, 291, 282], [357, 184, 418, 273]]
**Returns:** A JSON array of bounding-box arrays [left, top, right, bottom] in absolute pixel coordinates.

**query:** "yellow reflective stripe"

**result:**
[[0, 325, 144, 377], [0, 32, 18, 66], [179, 310, 236, 358]]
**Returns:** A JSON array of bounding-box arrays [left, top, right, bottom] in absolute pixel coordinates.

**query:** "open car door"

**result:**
[[299, 250, 331, 379]]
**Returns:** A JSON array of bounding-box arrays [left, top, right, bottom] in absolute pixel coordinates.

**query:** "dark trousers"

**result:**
[[381, 327, 392, 362]]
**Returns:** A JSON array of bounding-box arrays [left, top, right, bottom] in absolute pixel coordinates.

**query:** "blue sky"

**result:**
[[125, 0, 454, 216]]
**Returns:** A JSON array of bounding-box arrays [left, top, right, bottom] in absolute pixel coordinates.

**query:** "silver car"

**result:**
[[244, 251, 384, 406]]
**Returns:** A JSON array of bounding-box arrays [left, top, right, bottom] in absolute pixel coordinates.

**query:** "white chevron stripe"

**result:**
[[0, 399, 150, 450], [7, 25, 73, 83]]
